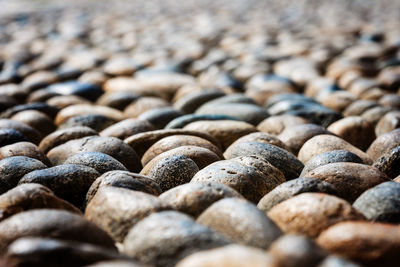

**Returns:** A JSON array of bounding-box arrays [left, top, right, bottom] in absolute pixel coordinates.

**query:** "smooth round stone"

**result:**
[[367, 129, 400, 161], [46, 95, 91, 109], [159, 182, 243, 217], [375, 111, 400, 136], [258, 178, 338, 212], [257, 114, 309, 136], [304, 162, 390, 202], [19, 164, 100, 208], [0, 95, 18, 113], [103, 77, 167, 99], [0, 119, 41, 144], [47, 136, 141, 173], [183, 120, 258, 150], [142, 134, 222, 166], [27, 89, 59, 103], [300, 150, 364, 177], [200, 93, 257, 106], [55, 104, 125, 126], [286, 106, 343, 128], [176, 244, 277, 267], [0, 209, 115, 254], [298, 135, 372, 165], [317, 221, 400, 266], [145, 155, 199, 192], [327, 116, 375, 150], [123, 211, 231, 267], [191, 159, 281, 203], [21, 71, 57, 91], [58, 114, 117, 132], [165, 114, 238, 129], [224, 141, 304, 180], [0, 129, 27, 147], [79, 71, 108, 86], [343, 100, 379, 116], [96, 92, 140, 110], [195, 103, 269, 125], [137, 107, 183, 129], [267, 193, 364, 238], [124, 129, 221, 158], [278, 124, 332, 155], [141, 146, 221, 175], [85, 171, 162, 205], [197, 198, 282, 249], [64, 152, 127, 174], [124, 97, 170, 118], [353, 181, 400, 223], [100, 119, 155, 140], [379, 94, 400, 109], [173, 90, 225, 114], [6, 237, 126, 267], [317, 90, 356, 112], [269, 235, 327, 267], [0, 183, 79, 221], [11, 110, 56, 137], [361, 106, 392, 126], [39, 126, 98, 154], [373, 146, 400, 178], [266, 99, 317, 115], [0, 156, 47, 194], [0, 102, 59, 120], [45, 81, 103, 102], [103, 58, 140, 76], [229, 132, 291, 152], [317, 256, 362, 267], [85, 187, 171, 242], [0, 142, 50, 166]]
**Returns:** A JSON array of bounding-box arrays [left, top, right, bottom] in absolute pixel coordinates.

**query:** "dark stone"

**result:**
[[96, 92, 140, 110], [373, 146, 400, 178], [0, 129, 27, 147], [58, 114, 117, 132], [0, 102, 59, 119], [0, 119, 42, 145], [353, 181, 400, 223], [46, 81, 104, 102], [137, 107, 183, 129], [165, 114, 238, 129], [173, 90, 225, 114], [18, 164, 100, 208], [64, 152, 127, 174]]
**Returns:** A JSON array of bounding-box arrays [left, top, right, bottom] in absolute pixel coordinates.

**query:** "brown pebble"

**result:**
[[375, 111, 400, 137], [367, 129, 400, 161], [229, 132, 291, 153], [124, 97, 170, 118], [84, 187, 171, 242], [11, 110, 56, 138], [100, 118, 155, 140], [267, 193, 364, 237], [0, 142, 51, 166], [46, 95, 91, 109], [317, 221, 400, 266], [0, 119, 42, 145]]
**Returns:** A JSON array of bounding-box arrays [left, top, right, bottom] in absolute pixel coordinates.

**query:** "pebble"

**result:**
[[10, 110, 56, 137], [353, 181, 400, 223], [164, 114, 238, 129], [173, 90, 225, 114], [64, 152, 128, 174], [84, 187, 171, 242], [304, 162, 390, 202], [229, 132, 291, 152], [100, 118, 155, 140], [257, 114, 309, 136], [96, 92, 140, 111], [258, 178, 338, 212], [137, 107, 183, 129], [0, 129, 27, 147], [123, 211, 231, 267], [373, 146, 400, 178], [124, 97, 170, 118], [45, 81, 104, 102], [0, 209, 115, 254], [197, 198, 282, 249], [176, 244, 278, 267], [58, 114, 117, 132], [159, 182, 243, 217], [0, 142, 51, 166], [367, 129, 400, 161], [267, 193, 364, 237], [375, 111, 400, 136], [317, 221, 400, 266]]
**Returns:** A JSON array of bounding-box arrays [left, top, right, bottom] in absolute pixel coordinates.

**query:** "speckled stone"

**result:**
[[257, 115, 309, 136], [300, 150, 364, 177], [145, 154, 199, 192], [141, 134, 222, 166], [47, 136, 142, 173], [176, 244, 278, 267], [317, 221, 400, 266], [373, 146, 400, 178], [258, 178, 338, 212], [18, 164, 100, 207], [0, 156, 47, 194], [85, 170, 162, 206], [123, 211, 231, 267], [229, 132, 291, 152], [304, 162, 390, 202], [353, 181, 400, 223], [0, 209, 115, 254], [267, 193, 364, 237], [0, 183, 80, 221], [191, 159, 281, 203], [197, 198, 282, 249], [367, 129, 400, 161], [0, 142, 51, 166], [159, 182, 243, 217], [84, 187, 171, 242], [64, 152, 127, 174], [224, 141, 304, 180], [269, 235, 327, 267]]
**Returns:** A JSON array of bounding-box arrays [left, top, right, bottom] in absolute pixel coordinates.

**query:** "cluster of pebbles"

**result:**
[[0, 0, 400, 266]]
